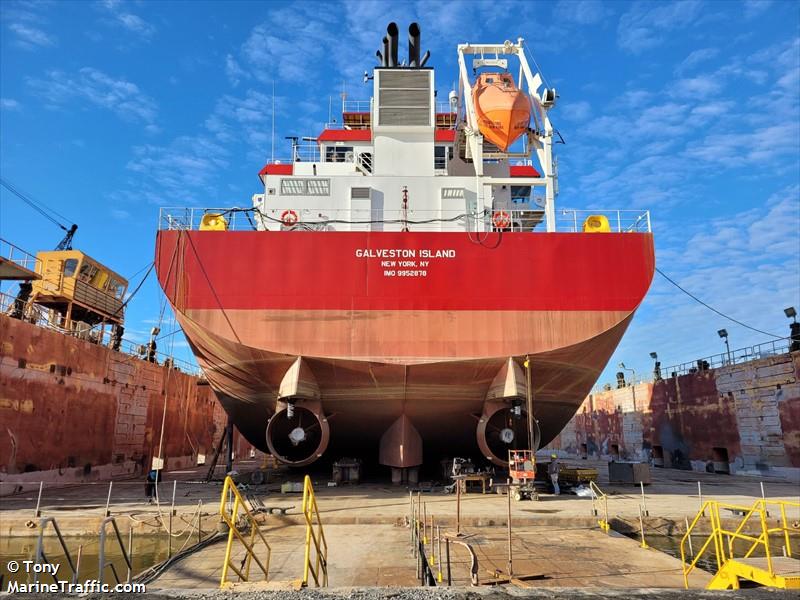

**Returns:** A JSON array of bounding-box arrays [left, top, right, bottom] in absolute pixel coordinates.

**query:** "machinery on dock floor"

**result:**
[[508, 450, 538, 501]]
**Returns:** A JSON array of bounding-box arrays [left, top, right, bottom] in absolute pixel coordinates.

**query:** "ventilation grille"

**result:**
[[351, 187, 371, 199], [378, 70, 431, 126]]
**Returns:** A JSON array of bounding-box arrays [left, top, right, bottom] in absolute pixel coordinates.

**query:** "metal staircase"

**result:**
[[681, 498, 799, 590]]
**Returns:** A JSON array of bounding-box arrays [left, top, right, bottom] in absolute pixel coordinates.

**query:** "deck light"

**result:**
[[718, 329, 731, 365], [618, 362, 636, 385], [785, 307, 797, 322], [649, 352, 657, 359]]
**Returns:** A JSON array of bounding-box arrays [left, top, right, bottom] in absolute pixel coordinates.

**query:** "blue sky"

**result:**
[[1, 0, 798, 383]]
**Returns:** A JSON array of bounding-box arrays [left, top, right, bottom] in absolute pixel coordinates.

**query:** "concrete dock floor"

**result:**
[[2, 458, 798, 592], [140, 521, 710, 590], [2, 459, 797, 536]]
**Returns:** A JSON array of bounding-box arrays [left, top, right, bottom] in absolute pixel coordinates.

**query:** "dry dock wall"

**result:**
[[547, 351, 800, 479], [0, 315, 261, 490]]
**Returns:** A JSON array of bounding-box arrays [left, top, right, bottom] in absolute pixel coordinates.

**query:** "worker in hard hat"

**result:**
[[547, 453, 561, 495]]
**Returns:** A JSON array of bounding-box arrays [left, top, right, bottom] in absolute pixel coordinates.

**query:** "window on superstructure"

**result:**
[[281, 179, 306, 195], [434, 146, 452, 170], [511, 185, 531, 204], [325, 146, 353, 163], [280, 178, 331, 196], [306, 179, 330, 195]]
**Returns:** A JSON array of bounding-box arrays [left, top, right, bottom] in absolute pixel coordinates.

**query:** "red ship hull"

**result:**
[[155, 230, 654, 468]]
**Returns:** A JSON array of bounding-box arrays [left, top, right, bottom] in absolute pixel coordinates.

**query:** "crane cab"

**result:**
[[29, 250, 128, 338]]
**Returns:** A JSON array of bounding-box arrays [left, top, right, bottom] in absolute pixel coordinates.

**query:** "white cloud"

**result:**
[[26, 67, 158, 125], [743, 0, 773, 19], [126, 136, 229, 201], [7, 22, 55, 48], [673, 74, 722, 98], [116, 13, 155, 37], [225, 54, 247, 87], [607, 185, 799, 379], [1, 98, 21, 110], [99, 0, 156, 39], [111, 208, 131, 220], [559, 100, 592, 122], [675, 48, 719, 75], [617, 1, 703, 54], [552, 0, 610, 25]]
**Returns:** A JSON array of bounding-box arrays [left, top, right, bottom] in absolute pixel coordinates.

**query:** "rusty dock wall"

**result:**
[[547, 350, 800, 479], [0, 314, 261, 492]]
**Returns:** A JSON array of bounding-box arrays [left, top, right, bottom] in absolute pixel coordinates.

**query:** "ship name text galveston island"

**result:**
[[355, 248, 457, 278], [354, 248, 457, 259]]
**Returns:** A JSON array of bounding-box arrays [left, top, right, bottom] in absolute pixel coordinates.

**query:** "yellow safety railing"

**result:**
[[219, 475, 272, 588], [589, 481, 610, 533], [302, 474, 328, 587], [680, 498, 800, 589]]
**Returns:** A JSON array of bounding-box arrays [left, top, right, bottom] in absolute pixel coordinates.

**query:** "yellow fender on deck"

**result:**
[[582, 215, 611, 233], [200, 213, 228, 231]]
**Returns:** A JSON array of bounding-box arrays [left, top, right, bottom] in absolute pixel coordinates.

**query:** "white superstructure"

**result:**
[[253, 24, 557, 234]]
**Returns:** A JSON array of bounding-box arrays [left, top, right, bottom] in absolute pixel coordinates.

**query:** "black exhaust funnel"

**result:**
[[387, 22, 399, 67], [408, 22, 420, 67], [419, 50, 430, 68], [381, 36, 390, 67]]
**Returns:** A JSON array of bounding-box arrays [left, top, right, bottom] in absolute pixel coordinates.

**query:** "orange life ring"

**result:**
[[492, 210, 511, 229], [281, 209, 298, 226]]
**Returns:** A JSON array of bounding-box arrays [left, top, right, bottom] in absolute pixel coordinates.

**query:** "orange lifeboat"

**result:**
[[472, 72, 531, 152]]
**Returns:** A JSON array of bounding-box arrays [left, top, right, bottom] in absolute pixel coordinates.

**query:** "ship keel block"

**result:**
[[380, 414, 422, 483], [265, 399, 330, 466]]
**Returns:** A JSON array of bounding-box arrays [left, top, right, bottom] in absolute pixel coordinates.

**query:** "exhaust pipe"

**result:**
[[419, 50, 430, 68], [381, 36, 390, 67], [387, 22, 399, 67], [408, 22, 420, 67]]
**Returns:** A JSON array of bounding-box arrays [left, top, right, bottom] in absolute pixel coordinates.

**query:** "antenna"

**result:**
[[270, 80, 276, 163]]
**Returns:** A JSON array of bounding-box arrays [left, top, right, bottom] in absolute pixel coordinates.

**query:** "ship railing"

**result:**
[[661, 337, 792, 378], [159, 207, 254, 232], [158, 207, 652, 234], [323, 121, 371, 130], [0, 238, 40, 273], [557, 209, 652, 233], [292, 142, 322, 163], [0, 289, 202, 376], [342, 99, 371, 113], [340, 99, 453, 120]]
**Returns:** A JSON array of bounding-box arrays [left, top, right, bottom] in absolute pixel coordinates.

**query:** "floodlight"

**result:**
[[717, 329, 728, 338]]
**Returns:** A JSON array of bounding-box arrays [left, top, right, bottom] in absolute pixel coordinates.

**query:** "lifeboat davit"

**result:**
[[472, 72, 531, 152]]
